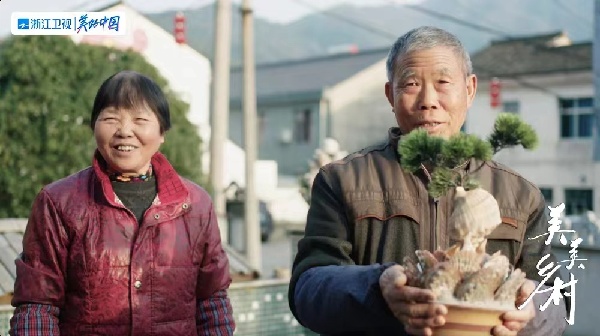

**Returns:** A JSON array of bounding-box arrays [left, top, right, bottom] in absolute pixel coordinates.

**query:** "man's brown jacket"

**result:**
[[290, 127, 562, 335]]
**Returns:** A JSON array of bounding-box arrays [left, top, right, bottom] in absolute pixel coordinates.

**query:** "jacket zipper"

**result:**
[[430, 197, 439, 251], [421, 164, 440, 251]]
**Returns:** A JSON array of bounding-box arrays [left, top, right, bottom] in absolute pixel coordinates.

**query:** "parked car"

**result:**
[[259, 200, 274, 242], [226, 199, 274, 243]]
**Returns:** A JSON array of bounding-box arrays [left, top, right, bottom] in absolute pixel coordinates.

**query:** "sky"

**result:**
[[0, 0, 424, 37]]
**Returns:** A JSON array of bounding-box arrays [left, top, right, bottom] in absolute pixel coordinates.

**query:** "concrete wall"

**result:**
[[329, 81, 394, 153], [230, 102, 321, 176], [328, 59, 394, 153]]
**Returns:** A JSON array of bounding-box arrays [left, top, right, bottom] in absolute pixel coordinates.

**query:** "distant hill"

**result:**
[[144, 0, 594, 66]]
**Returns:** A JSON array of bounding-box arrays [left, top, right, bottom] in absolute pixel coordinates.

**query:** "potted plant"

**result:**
[[397, 113, 538, 336]]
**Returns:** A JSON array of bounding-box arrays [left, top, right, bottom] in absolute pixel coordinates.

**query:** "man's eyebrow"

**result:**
[[397, 69, 416, 82], [437, 68, 452, 76]]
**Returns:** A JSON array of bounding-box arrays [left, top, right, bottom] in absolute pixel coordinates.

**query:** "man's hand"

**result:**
[[379, 265, 447, 336], [493, 279, 536, 336]]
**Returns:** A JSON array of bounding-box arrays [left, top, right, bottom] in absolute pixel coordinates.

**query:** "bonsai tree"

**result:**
[[398, 113, 538, 198], [395, 113, 539, 310]]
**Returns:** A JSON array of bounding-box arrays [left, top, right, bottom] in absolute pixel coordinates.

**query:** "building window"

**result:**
[[540, 187, 554, 218], [258, 111, 266, 143], [294, 108, 311, 143], [502, 100, 520, 114], [560, 97, 594, 139], [540, 187, 553, 206], [564, 188, 593, 215]]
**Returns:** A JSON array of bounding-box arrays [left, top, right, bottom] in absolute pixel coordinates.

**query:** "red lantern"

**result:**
[[490, 77, 501, 108], [174, 12, 185, 44]]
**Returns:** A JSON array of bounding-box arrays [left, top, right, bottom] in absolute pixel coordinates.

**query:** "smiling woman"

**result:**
[[92, 71, 168, 176], [9, 70, 236, 336]]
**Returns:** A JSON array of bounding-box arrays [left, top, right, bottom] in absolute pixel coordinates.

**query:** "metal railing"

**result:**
[[0, 304, 11, 336], [0, 280, 316, 336], [229, 279, 316, 335]]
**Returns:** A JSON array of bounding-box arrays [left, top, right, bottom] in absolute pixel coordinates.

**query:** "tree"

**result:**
[[398, 113, 539, 198], [0, 35, 204, 218]]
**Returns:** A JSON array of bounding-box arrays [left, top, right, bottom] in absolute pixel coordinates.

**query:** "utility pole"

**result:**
[[210, 0, 232, 242], [241, 0, 261, 271]]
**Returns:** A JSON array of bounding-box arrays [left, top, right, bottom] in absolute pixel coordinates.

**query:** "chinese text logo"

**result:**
[[11, 12, 127, 36], [521, 203, 587, 325]]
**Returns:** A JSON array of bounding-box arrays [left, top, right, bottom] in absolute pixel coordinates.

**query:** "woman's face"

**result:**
[[94, 105, 164, 175]]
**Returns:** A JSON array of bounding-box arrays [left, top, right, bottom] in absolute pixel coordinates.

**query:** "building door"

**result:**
[[564, 189, 594, 215]]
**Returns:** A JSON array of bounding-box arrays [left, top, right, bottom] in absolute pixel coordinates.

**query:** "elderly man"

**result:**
[[289, 26, 568, 336]]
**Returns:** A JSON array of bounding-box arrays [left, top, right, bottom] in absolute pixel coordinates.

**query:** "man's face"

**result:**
[[385, 46, 477, 139]]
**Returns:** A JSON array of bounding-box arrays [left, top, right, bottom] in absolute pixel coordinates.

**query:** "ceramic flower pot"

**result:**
[[432, 302, 513, 336]]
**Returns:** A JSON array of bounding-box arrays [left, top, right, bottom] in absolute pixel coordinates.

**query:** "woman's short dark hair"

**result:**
[[90, 70, 171, 133]]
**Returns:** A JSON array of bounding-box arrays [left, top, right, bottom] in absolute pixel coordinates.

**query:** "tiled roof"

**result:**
[[230, 48, 389, 103], [0, 218, 257, 299], [229, 31, 593, 104], [471, 31, 592, 80]]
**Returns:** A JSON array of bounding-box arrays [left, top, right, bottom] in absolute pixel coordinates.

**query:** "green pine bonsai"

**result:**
[[398, 113, 538, 198]]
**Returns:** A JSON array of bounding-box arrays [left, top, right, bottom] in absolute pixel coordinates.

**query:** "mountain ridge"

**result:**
[[144, 0, 593, 66]]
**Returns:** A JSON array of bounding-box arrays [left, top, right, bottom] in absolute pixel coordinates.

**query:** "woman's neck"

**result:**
[[108, 165, 153, 182]]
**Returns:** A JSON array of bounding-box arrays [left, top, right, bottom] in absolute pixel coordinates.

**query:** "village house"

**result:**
[[228, 48, 393, 176], [233, 31, 597, 219], [469, 31, 595, 215]]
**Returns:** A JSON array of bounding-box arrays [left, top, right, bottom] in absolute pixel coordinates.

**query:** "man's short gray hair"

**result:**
[[386, 26, 472, 81]]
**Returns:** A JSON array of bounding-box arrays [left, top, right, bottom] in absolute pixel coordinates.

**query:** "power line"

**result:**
[[400, 1, 589, 63], [444, 0, 512, 35], [292, 0, 398, 39], [403, 4, 510, 39], [553, 0, 594, 27], [390, 1, 591, 98], [289, 0, 568, 99]]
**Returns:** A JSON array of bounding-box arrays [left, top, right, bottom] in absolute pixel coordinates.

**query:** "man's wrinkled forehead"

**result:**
[[391, 47, 468, 80]]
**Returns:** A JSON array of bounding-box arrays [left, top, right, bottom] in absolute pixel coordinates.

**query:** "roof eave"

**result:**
[[230, 90, 323, 109]]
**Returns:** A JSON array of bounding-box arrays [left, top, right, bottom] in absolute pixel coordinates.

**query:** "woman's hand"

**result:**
[[379, 265, 447, 336]]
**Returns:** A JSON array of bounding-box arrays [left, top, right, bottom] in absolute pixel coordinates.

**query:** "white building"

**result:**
[[468, 31, 596, 215]]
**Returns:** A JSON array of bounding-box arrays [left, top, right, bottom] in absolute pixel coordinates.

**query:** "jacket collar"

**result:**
[[387, 127, 403, 151], [92, 150, 188, 207]]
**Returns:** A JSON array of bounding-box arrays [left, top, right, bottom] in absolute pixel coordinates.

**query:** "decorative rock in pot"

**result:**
[[397, 113, 539, 336]]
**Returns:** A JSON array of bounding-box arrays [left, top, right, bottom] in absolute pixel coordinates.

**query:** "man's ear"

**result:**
[[466, 74, 477, 108], [385, 81, 394, 109]]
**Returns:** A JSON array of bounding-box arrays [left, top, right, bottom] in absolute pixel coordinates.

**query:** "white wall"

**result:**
[[328, 59, 395, 152]]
